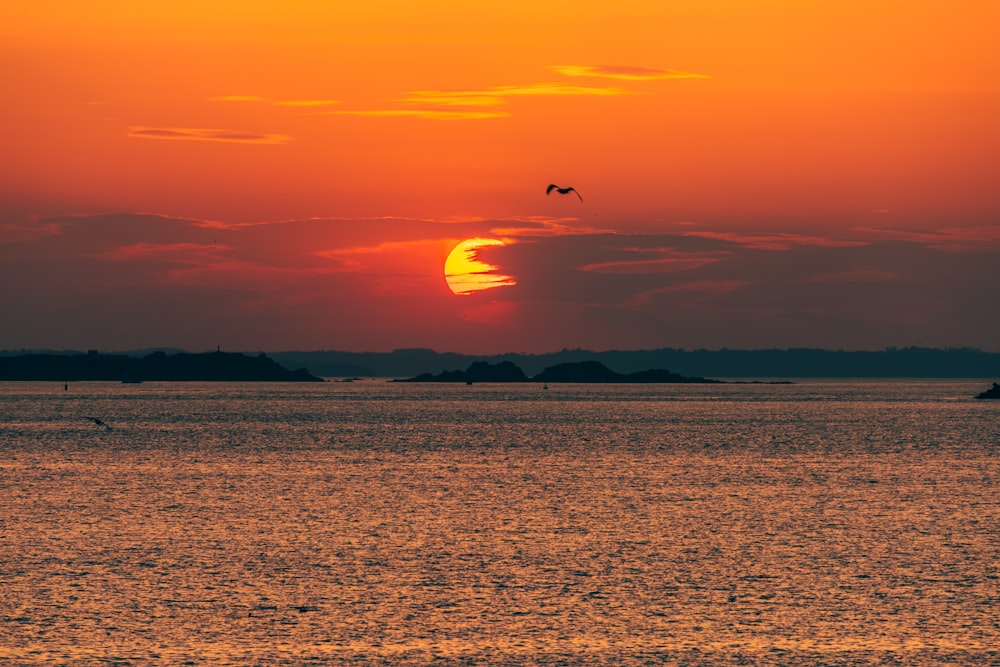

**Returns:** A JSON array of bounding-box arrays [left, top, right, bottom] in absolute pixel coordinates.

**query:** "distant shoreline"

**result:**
[[2, 346, 998, 381], [261, 346, 1000, 379], [0, 351, 323, 382], [393, 360, 729, 384]]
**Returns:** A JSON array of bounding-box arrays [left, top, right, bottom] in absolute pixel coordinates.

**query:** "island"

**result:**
[[0, 350, 324, 382], [975, 382, 1000, 399], [399, 360, 529, 383], [395, 360, 720, 384]]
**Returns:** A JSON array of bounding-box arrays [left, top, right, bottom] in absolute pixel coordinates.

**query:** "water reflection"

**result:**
[[1, 381, 997, 665]]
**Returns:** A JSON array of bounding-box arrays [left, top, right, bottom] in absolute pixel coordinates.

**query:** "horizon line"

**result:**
[[1, 345, 996, 356]]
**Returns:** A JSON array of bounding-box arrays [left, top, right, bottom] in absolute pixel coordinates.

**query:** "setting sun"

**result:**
[[444, 238, 516, 296]]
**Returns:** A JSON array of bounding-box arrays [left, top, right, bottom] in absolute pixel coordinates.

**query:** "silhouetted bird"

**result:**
[[84, 416, 112, 430], [546, 184, 583, 201]]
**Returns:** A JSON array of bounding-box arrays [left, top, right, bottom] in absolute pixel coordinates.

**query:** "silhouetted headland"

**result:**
[[395, 360, 721, 384], [259, 346, 1000, 379], [974, 382, 1000, 399], [0, 350, 323, 382]]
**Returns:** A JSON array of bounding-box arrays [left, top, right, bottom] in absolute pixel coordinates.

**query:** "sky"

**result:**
[[1, 1, 998, 354]]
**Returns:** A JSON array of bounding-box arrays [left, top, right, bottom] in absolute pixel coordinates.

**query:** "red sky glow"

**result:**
[[1, 1, 997, 353]]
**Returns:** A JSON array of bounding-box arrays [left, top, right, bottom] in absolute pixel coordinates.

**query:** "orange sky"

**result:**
[[1, 1, 998, 353]]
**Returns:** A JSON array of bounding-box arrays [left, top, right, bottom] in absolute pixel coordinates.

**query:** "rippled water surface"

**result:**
[[1, 380, 998, 665]]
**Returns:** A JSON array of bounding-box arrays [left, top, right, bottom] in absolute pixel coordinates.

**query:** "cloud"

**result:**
[[318, 82, 631, 120], [104, 245, 318, 290], [488, 217, 615, 238], [210, 95, 341, 107], [5, 211, 997, 353], [809, 269, 898, 283], [321, 109, 509, 120], [550, 65, 711, 81], [399, 83, 633, 107], [315, 238, 458, 274], [318, 239, 445, 257], [127, 127, 291, 144], [577, 247, 728, 274], [210, 95, 269, 103], [98, 242, 210, 260], [682, 231, 868, 250], [0, 219, 64, 245], [204, 67, 685, 128], [96, 242, 229, 262], [856, 226, 1000, 251], [272, 100, 341, 107]]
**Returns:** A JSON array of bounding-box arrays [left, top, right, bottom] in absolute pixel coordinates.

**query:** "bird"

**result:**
[[546, 184, 583, 201], [84, 416, 112, 430]]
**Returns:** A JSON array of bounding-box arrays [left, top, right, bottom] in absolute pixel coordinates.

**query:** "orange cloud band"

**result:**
[[127, 127, 291, 144], [550, 65, 711, 80]]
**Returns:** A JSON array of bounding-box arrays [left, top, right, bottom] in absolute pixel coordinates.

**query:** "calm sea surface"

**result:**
[[1, 380, 998, 666]]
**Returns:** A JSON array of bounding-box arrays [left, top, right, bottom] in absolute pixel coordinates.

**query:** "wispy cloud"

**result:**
[[810, 269, 898, 283], [127, 127, 291, 144], [0, 220, 64, 244], [400, 83, 633, 107], [317, 238, 447, 259], [576, 246, 728, 274], [317, 82, 632, 120], [321, 109, 509, 120], [489, 217, 615, 238], [210, 95, 342, 107], [856, 226, 1000, 251], [551, 65, 711, 81], [95, 238, 349, 288], [314, 238, 463, 278], [683, 231, 868, 250], [97, 242, 228, 262]]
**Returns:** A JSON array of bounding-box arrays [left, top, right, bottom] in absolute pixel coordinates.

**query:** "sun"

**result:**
[[444, 238, 516, 296]]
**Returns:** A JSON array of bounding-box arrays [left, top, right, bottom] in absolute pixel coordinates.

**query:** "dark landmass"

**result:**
[[401, 361, 530, 383], [260, 346, 1000, 379], [3, 346, 997, 379], [533, 360, 719, 384], [0, 351, 323, 382], [396, 360, 720, 384], [975, 383, 1000, 399]]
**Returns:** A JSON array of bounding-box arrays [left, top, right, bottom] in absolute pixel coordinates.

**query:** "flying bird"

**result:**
[[84, 416, 112, 430], [546, 184, 583, 201]]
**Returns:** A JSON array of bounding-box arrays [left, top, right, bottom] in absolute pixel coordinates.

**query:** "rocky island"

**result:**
[[975, 382, 1000, 399], [395, 360, 720, 384], [0, 350, 324, 382]]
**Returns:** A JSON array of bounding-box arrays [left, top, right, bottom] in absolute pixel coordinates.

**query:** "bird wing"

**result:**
[[546, 184, 558, 195], [84, 416, 110, 428], [570, 188, 583, 201]]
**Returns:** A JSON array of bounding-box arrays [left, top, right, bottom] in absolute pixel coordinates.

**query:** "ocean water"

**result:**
[[1, 379, 998, 666]]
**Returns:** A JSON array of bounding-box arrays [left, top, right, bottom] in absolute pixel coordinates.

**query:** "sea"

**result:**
[[1, 379, 997, 666]]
